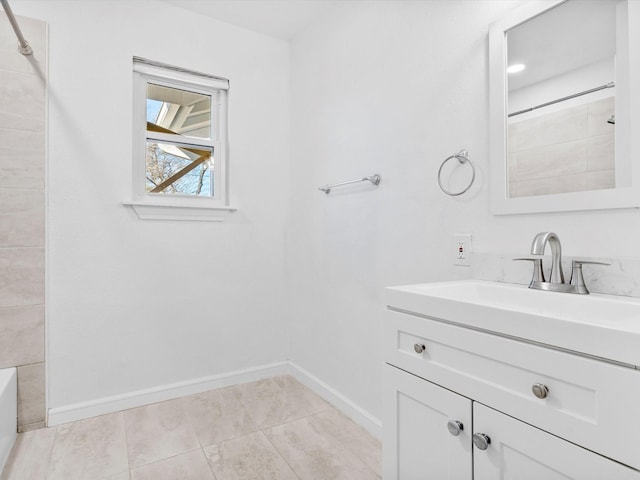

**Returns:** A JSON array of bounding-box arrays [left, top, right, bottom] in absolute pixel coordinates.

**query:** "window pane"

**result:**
[[146, 84, 212, 140], [145, 142, 213, 196]]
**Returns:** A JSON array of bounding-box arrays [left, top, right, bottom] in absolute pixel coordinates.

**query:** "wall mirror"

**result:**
[[489, 0, 640, 214]]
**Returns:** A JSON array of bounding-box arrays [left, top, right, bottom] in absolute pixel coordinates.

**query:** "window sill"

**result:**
[[123, 201, 237, 222]]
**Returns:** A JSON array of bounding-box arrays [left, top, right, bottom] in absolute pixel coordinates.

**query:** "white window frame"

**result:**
[[125, 58, 235, 221]]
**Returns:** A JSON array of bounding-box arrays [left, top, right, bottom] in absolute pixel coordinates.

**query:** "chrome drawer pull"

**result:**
[[447, 420, 463, 436], [472, 433, 491, 450], [413, 343, 426, 354], [532, 383, 549, 399]]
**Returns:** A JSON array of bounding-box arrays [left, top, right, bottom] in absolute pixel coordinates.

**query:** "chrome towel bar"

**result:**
[[319, 174, 381, 195]]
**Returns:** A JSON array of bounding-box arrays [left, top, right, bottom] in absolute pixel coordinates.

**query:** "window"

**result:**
[[127, 58, 233, 220]]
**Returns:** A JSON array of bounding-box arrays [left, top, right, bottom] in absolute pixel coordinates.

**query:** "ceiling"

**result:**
[[161, 0, 340, 41], [507, 0, 618, 91]]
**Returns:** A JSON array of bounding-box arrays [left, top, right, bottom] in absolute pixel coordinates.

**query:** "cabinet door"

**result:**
[[473, 403, 640, 480], [383, 364, 472, 480]]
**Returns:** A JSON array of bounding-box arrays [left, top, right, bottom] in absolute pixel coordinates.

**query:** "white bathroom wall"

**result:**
[[12, 0, 291, 415], [8, 0, 640, 436], [288, 0, 640, 428]]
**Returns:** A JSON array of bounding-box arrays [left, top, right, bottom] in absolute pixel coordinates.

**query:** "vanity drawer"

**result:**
[[384, 308, 640, 470]]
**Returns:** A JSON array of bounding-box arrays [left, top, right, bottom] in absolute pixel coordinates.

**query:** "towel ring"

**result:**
[[437, 149, 475, 196]]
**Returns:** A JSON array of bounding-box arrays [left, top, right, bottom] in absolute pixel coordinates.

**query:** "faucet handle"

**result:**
[[513, 257, 545, 285], [570, 260, 611, 293], [571, 259, 611, 266]]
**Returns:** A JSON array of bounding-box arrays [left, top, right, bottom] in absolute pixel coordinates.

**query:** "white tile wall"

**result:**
[[0, 189, 45, 247], [516, 173, 587, 198], [0, 14, 47, 75], [587, 170, 615, 191], [0, 13, 47, 431], [516, 139, 587, 180], [0, 70, 45, 132], [508, 97, 615, 197], [0, 248, 45, 308], [0, 130, 45, 189], [588, 97, 615, 137], [17, 363, 45, 428], [517, 105, 588, 151], [0, 306, 44, 369], [587, 133, 615, 171]]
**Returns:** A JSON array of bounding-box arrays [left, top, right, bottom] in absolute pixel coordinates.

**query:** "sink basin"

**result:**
[[386, 280, 640, 367]]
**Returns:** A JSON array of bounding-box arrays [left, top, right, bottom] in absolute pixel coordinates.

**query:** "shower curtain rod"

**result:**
[[508, 81, 614, 118], [0, 0, 32, 55]]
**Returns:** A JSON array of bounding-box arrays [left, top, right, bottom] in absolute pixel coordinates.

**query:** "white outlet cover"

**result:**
[[454, 234, 472, 266]]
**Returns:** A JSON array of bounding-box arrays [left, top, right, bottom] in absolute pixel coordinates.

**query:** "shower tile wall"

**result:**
[[0, 13, 47, 432], [508, 97, 615, 198]]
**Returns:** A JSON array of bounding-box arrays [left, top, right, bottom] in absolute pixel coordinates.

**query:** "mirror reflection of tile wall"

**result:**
[[507, 97, 615, 198]]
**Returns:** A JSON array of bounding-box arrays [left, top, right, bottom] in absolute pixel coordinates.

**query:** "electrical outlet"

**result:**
[[454, 234, 472, 266]]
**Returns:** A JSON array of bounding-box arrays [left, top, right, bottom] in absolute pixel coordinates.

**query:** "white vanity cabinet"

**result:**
[[384, 364, 472, 480], [383, 284, 640, 480], [473, 403, 640, 480]]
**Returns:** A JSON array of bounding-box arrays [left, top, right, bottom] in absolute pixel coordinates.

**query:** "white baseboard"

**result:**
[[46, 360, 382, 440], [47, 361, 289, 426], [287, 362, 382, 439]]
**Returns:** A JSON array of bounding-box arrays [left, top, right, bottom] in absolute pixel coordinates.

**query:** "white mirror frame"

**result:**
[[489, 0, 640, 215]]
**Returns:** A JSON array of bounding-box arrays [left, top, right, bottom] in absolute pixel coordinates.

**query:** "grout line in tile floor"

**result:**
[[1, 375, 381, 480], [260, 422, 303, 480], [121, 410, 132, 479]]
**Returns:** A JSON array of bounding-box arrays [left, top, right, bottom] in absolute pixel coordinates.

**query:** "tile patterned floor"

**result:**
[[0, 375, 381, 480]]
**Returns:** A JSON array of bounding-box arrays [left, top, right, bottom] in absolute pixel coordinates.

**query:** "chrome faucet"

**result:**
[[530, 232, 564, 284], [515, 232, 609, 294]]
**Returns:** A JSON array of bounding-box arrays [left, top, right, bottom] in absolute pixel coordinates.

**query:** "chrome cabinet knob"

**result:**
[[447, 420, 463, 436], [413, 343, 426, 354], [532, 383, 549, 399], [472, 433, 491, 451]]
